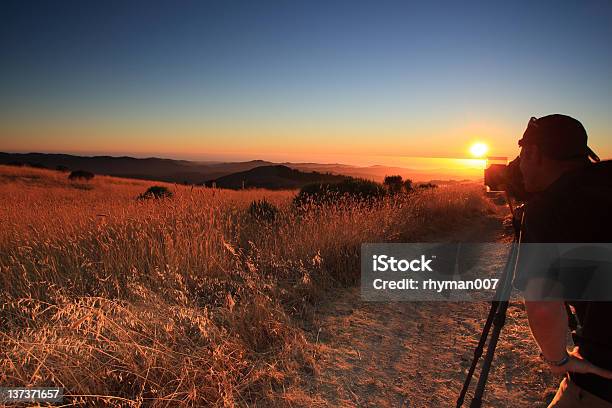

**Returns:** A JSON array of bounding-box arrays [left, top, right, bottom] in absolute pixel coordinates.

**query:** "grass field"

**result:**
[[0, 165, 495, 407]]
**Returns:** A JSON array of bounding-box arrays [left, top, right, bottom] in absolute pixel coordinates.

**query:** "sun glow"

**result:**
[[469, 142, 488, 158]]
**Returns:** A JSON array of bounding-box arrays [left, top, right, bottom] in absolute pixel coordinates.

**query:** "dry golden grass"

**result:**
[[0, 165, 495, 407]]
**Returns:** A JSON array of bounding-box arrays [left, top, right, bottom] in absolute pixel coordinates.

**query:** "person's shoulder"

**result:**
[[525, 162, 612, 242], [555, 162, 612, 217], [523, 191, 564, 242]]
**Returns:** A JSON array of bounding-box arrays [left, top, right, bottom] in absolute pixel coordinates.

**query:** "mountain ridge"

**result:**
[[0, 152, 479, 185]]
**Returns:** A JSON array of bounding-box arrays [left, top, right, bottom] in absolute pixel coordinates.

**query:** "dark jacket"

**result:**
[[516, 160, 612, 402]]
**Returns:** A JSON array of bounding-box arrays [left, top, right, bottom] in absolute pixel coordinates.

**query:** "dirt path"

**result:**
[[301, 212, 559, 407]]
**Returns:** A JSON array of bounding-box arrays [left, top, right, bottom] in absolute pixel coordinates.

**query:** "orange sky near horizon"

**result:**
[[2, 113, 611, 182]]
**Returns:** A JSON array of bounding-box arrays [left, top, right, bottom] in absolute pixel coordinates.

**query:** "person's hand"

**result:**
[[549, 346, 612, 379], [512, 203, 525, 236]]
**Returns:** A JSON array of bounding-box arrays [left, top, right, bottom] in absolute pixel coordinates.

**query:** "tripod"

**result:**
[[456, 210, 524, 408]]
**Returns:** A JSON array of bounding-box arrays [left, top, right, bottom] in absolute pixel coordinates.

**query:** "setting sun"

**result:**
[[469, 142, 488, 158]]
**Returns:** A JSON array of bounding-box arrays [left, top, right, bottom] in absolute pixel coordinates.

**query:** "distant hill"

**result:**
[[0, 152, 273, 184], [0, 152, 481, 185], [205, 165, 349, 190]]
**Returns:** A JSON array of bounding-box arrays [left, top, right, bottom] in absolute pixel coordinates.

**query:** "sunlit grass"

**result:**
[[0, 165, 494, 406]]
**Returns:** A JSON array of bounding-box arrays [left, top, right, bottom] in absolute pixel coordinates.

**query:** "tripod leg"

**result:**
[[456, 300, 498, 408], [456, 242, 516, 407], [469, 240, 521, 407], [469, 300, 510, 408], [460, 206, 525, 407]]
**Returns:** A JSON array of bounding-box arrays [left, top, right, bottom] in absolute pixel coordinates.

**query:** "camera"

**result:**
[[484, 156, 531, 201]]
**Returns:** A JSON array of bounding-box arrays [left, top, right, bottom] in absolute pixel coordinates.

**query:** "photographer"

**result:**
[[513, 114, 612, 407]]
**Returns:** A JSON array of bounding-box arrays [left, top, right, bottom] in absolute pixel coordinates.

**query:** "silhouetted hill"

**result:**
[[205, 165, 349, 190], [0, 152, 273, 184], [0, 152, 482, 185]]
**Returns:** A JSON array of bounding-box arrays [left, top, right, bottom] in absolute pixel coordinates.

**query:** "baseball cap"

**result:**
[[518, 114, 600, 162]]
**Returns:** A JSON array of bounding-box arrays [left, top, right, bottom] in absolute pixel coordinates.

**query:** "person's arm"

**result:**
[[524, 278, 612, 378], [524, 300, 568, 362]]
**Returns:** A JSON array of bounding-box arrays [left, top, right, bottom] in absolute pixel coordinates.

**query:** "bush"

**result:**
[[249, 199, 278, 222], [383, 175, 404, 194], [403, 179, 413, 192], [418, 182, 437, 189], [68, 170, 95, 181], [138, 185, 173, 199], [294, 178, 386, 206], [56, 165, 70, 172]]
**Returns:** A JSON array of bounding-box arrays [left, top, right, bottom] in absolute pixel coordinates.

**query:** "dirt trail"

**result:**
[[301, 212, 559, 407]]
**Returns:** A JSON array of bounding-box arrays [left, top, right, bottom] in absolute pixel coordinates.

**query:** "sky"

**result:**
[[1, 0, 611, 169]]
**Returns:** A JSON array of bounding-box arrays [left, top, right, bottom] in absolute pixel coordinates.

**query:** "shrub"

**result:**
[[248, 199, 278, 222], [403, 178, 413, 192], [383, 175, 404, 194], [418, 182, 437, 189], [138, 185, 173, 199], [294, 178, 386, 206], [68, 170, 95, 181], [56, 165, 70, 172]]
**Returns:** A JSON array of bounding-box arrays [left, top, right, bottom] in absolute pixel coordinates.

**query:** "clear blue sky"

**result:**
[[1, 0, 611, 164]]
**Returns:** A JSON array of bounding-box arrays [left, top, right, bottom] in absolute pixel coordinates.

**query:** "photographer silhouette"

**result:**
[[515, 114, 612, 407]]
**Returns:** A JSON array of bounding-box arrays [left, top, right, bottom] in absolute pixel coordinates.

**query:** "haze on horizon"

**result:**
[[1, 0, 611, 171]]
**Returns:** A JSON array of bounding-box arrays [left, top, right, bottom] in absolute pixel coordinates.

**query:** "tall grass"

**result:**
[[0, 165, 494, 406]]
